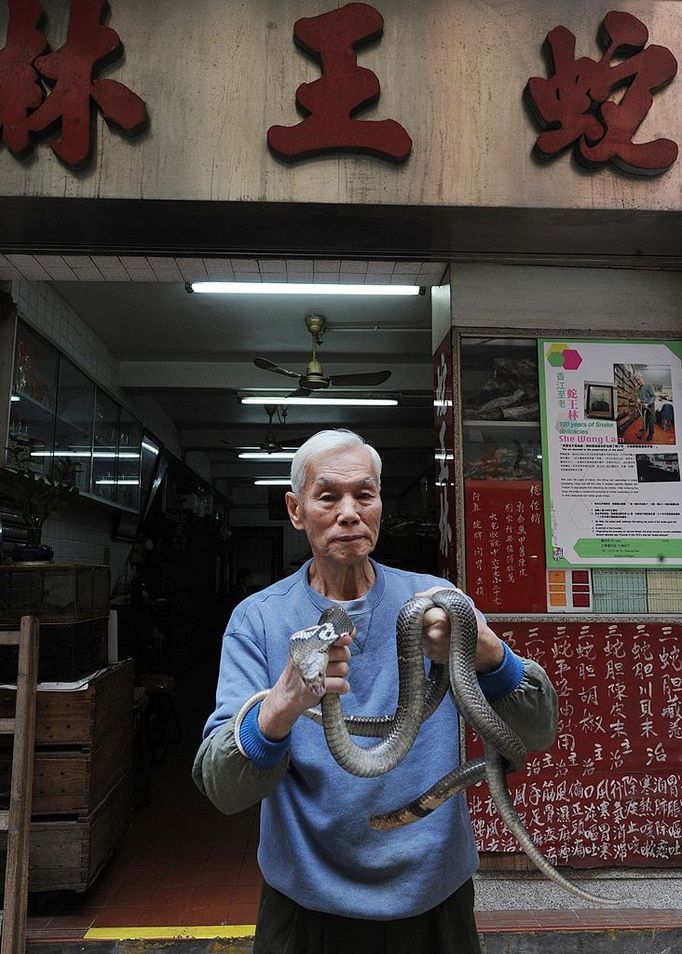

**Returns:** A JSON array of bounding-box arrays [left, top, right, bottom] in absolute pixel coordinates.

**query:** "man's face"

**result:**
[[286, 446, 382, 565]]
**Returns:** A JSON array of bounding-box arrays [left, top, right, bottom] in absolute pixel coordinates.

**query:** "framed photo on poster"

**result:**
[[584, 382, 616, 420]]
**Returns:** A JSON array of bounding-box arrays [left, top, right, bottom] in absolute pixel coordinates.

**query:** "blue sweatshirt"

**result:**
[[199, 560, 529, 920]]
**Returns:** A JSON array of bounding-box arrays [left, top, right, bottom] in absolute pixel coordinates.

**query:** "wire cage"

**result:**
[[0, 564, 110, 626]]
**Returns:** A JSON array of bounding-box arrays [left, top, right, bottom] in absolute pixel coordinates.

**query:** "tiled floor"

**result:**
[[25, 655, 682, 945], [620, 416, 676, 447]]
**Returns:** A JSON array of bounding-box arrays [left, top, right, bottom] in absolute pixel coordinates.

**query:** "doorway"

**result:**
[[230, 525, 284, 594]]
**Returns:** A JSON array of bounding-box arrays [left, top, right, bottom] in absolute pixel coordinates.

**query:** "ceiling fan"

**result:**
[[253, 315, 392, 395], [221, 405, 308, 454]]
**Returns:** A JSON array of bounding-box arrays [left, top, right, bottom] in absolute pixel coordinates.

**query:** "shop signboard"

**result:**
[[467, 618, 681, 867], [538, 338, 682, 568], [0, 3, 677, 181]]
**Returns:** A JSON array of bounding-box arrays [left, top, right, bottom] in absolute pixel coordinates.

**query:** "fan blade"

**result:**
[[254, 357, 301, 379], [328, 370, 392, 387]]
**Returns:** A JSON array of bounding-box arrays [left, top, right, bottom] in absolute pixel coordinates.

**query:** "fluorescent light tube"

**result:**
[[190, 282, 420, 296], [30, 451, 140, 458], [254, 478, 292, 486], [241, 396, 398, 407], [96, 479, 140, 485]]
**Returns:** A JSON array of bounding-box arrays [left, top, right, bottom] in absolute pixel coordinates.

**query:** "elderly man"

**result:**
[[635, 372, 656, 442], [193, 429, 557, 954]]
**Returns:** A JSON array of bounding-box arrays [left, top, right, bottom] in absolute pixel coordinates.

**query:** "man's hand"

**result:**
[[415, 586, 505, 673], [258, 634, 353, 741]]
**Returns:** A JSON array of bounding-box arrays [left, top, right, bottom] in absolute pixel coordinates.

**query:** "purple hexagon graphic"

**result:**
[[562, 349, 582, 370]]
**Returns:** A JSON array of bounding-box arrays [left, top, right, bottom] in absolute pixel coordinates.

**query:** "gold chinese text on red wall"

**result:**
[[0, 0, 147, 168], [468, 620, 682, 865], [267, 2, 412, 164], [465, 479, 547, 613], [525, 11, 678, 176]]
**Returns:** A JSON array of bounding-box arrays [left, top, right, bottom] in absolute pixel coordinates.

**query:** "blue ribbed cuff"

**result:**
[[238, 701, 291, 768], [477, 642, 525, 701]]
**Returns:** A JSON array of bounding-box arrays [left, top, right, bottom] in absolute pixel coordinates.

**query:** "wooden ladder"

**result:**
[[0, 616, 39, 954]]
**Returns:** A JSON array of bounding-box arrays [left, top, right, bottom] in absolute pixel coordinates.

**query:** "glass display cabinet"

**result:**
[[7, 322, 59, 476], [460, 337, 541, 481], [54, 356, 95, 494], [1, 316, 143, 512], [116, 410, 143, 510], [92, 389, 119, 503], [457, 335, 547, 614]]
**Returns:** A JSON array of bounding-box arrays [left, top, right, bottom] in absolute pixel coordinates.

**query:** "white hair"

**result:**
[[290, 429, 382, 494]]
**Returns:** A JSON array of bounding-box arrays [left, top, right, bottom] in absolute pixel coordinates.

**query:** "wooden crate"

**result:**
[[0, 724, 132, 816], [0, 771, 133, 892], [0, 659, 134, 747]]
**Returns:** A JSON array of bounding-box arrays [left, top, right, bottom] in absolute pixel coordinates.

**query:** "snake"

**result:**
[[290, 589, 620, 906]]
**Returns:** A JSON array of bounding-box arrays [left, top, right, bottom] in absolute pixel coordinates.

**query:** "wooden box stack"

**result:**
[[0, 660, 134, 891]]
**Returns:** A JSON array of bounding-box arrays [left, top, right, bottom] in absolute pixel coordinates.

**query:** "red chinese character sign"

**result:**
[[0, 0, 148, 168], [467, 619, 682, 866], [465, 479, 547, 613], [267, 3, 412, 164], [526, 11, 678, 176]]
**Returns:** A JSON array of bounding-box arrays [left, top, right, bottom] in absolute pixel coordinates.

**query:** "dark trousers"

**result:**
[[253, 878, 482, 954], [642, 405, 655, 440]]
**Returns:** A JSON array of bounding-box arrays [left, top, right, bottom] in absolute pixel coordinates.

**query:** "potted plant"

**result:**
[[0, 449, 80, 562]]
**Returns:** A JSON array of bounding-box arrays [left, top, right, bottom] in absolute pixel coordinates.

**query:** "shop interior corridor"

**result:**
[[22, 651, 681, 949], [26, 650, 265, 943]]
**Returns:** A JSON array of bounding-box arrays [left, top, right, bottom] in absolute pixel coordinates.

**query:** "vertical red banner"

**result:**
[[465, 479, 547, 613], [434, 331, 456, 581]]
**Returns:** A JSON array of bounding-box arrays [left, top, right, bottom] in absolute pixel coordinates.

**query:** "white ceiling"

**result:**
[[14, 255, 449, 501]]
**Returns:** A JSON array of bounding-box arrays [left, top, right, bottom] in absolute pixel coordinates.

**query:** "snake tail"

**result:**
[[484, 745, 623, 906], [370, 757, 487, 831]]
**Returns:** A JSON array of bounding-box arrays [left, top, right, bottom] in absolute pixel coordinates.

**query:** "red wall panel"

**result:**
[[467, 618, 681, 866]]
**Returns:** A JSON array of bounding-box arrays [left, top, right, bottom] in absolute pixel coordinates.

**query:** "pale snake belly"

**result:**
[[290, 590, 619, 906]]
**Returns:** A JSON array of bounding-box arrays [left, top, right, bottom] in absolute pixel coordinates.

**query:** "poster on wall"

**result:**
[[538, 339, 682, 568]]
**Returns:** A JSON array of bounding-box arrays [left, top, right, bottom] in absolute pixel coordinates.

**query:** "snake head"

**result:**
[[289, 621, 339, 694]]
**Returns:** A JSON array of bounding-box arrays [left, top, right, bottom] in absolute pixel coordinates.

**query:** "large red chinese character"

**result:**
[[525, 11, 678, 176], [0, 0, 47, 155], [267, 2, 411, 163], [0, 0, 147, 168]]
